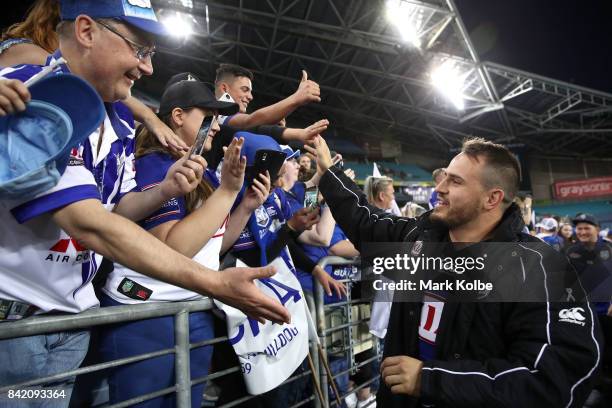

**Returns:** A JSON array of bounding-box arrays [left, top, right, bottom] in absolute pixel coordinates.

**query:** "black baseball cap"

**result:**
[[158, 79, 238, 117], [572, 213, 599, 227], [164, 72, 201, 90]]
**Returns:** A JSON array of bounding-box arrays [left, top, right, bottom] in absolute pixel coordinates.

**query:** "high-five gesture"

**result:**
[[304, 135, 333, 177]]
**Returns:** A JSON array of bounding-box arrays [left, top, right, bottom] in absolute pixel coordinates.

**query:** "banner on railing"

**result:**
[[215, 256, 308, 395]]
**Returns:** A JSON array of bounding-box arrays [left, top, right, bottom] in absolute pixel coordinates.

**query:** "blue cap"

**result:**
[[60, 0, 169, 37], [0, 74, 105, 200], [280, 144, 300, 161]]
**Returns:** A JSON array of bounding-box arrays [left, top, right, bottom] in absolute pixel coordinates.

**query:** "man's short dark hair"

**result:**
[[215, 64, 254, 85], [461, 137, 521, 207]]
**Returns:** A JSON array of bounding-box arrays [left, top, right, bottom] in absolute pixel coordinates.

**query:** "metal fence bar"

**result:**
[[314, 265, 330, 408], [174, 309, 191, 408], [0, 347, 174, 393], [0, 299, 213, 340]]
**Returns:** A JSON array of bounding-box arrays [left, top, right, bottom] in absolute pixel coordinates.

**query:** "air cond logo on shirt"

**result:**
[[45, 238, 90, 264], [68, 147, 84, 166]]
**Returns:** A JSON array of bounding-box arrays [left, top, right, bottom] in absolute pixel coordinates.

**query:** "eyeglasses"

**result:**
[[97, 20, 156, 60]]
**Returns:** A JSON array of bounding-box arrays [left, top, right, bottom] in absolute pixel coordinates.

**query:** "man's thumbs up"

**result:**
[[295, 70, 321, 104]]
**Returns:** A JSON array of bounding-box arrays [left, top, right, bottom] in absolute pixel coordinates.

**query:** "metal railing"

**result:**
[[0, 256, 380, 408]]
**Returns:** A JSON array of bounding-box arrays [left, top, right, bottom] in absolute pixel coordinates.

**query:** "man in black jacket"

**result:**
[[305, 136, 602, 407]]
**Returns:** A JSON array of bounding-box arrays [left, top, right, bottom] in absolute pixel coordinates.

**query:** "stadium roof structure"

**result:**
[[141, 0, 612, 158]]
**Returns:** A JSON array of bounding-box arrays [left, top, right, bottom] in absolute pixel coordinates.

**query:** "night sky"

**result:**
[[3, 1, 612, 92], [456, 0, 612, 93]]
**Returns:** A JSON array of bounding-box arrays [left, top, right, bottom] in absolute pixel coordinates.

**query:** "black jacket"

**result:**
[[319, 166, 603, 408]]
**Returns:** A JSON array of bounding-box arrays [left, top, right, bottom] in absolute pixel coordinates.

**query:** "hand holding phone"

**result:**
[[190, 115, 214, 157]]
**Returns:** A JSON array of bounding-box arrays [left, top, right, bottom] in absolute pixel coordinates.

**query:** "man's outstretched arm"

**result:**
[[52, 199, 290, 324], [226, 70, 320, 128]]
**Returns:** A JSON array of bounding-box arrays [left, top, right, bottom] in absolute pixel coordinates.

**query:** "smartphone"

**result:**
[[245, 149, 287, 186], [304, 187, 319, 209], [190, 115, 214, 157]]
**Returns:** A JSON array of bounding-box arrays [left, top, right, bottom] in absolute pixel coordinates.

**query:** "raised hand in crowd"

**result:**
[[312, 265, 347, 298], [219, 137, 247, 193], [288, 206, 321, 232], [160, 152, 207, 199], [293, 70, 321, 105], [304, 135, 334, 176], [242, 171, 272, 211], [282, 118, 329, 143], [0, 78, 30, 115]]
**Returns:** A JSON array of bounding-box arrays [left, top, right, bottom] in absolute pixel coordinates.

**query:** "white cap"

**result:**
[[536, 217, 558, 231]]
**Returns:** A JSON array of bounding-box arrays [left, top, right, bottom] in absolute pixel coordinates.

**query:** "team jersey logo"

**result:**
[[558, 307, 586, 326], [255, 206, 270, 228], [45, 238, 90, 264], [600, 249, 610, 260], [68, 147, 84, 166]]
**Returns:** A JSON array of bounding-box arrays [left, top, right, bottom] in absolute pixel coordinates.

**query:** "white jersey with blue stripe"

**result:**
[[0, 145, 101, 314], [0, 51, 136, 313]]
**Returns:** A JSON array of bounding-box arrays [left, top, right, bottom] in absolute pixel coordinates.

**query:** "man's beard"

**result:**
[[430, 199, 481, 229]]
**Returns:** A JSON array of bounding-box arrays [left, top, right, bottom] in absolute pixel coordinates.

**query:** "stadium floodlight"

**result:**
[[385, 0, 423, 48], [431, 60, 466, 110], [162, 12, 193, 38]]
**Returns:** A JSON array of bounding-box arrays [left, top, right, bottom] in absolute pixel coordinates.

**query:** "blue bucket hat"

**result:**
[[60, 0, 170, 37], [0, 74, 105, 200]]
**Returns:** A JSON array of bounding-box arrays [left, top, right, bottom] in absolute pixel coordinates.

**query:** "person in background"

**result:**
[[536, 217, 563, 251], [298, 153, 313, 172], [0, 0, 188, 152], [565, 213, 612, 406], [214, 63, 320, 128], [559, 222, 576, 248], [364, 176, 395, 212], [428, 168, 445, 210]]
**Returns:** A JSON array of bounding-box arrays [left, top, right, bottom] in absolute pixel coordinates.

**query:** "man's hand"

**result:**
[[285, 119, 329, 142], [215, 265, 291, 324], [146, 116, 188, 152], [0, 78, 30, 115], [160, 153, 206, 199], [304, 135, 333, 177], [219, 137, 247, 193], [381, 356, 423, 396], [293, 70, 321, 105], [312, 265, 347, 298], [607, 303, 612, 317], [287, 207, 320, 232], [242, 171, 271, 211]]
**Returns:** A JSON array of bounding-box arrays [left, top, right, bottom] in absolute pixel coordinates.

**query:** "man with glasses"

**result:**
[[0, 1, 289, 404]]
